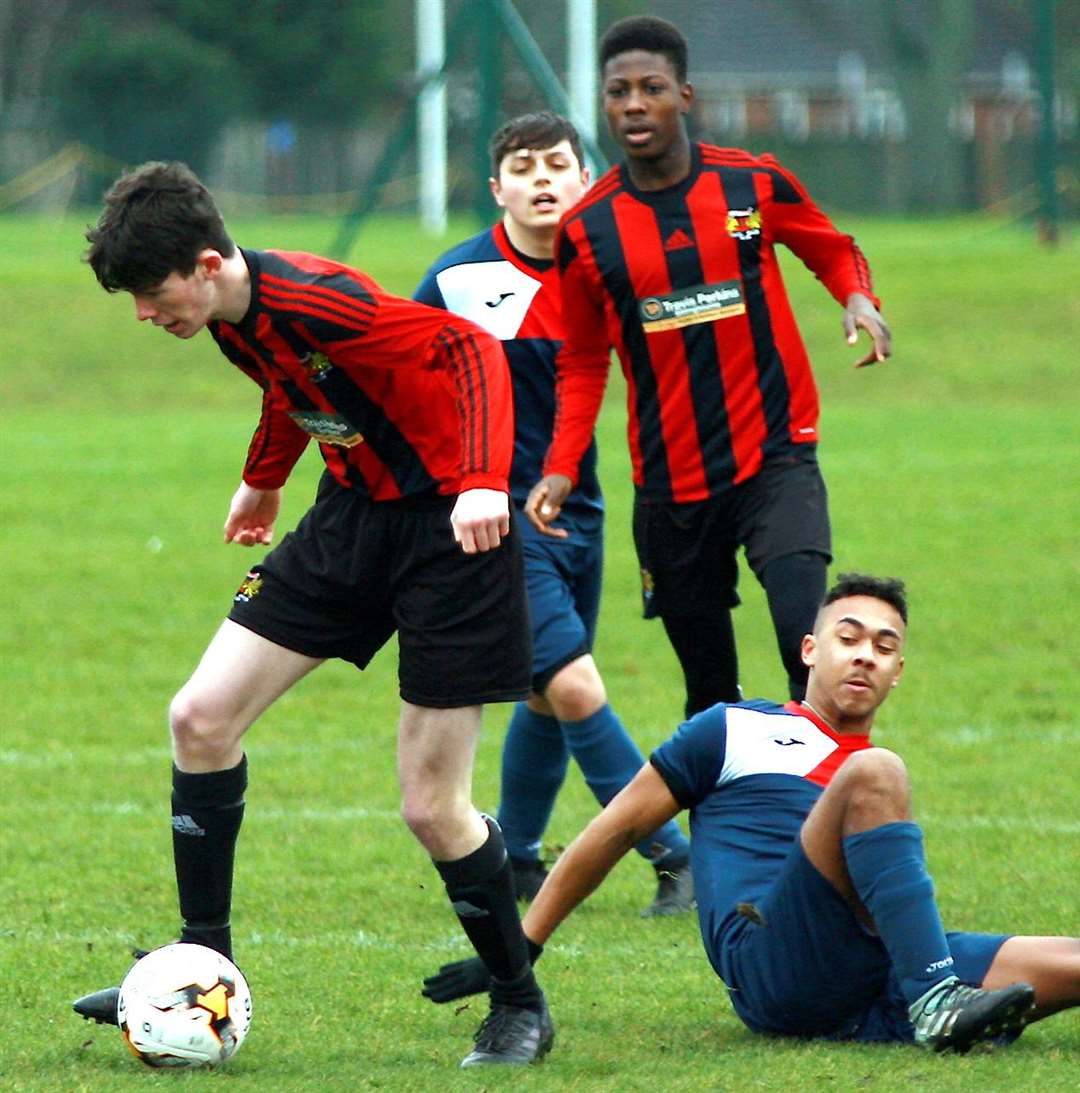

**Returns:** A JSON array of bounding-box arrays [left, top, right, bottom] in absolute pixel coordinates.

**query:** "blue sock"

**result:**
[[843, 821, 954, 1005], [496, 704, 569, 862], [561, 705, 690, 866]]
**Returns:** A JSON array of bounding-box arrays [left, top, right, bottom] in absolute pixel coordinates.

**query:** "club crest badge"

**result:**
[[234, 570, 264, 604], [725, 207, 762, 240]]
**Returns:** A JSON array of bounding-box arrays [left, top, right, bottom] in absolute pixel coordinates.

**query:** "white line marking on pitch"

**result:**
[[4, 799, 1079, 835]]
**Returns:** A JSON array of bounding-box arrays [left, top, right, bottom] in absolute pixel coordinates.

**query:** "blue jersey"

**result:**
[[414, 223, 602, 524], [650, 699, 872, 969]]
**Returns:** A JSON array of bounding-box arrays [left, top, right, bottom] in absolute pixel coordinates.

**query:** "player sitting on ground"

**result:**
[[421, 573, 1080, 1052], [414, 111, 693, 916]]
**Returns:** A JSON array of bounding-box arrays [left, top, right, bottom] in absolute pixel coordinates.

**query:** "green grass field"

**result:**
[[1, 210, 1078, 1091]]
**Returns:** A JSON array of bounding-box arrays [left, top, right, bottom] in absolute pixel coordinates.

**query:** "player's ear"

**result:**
[[800, 632, 816, 668], [680, 81, 695, 114], [196, 249, 224, 278], [890, 657, 905, 688], [489, 177, 505, 208]]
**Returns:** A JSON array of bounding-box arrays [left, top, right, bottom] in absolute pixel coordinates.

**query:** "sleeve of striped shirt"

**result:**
[[429, 320, 515, 492], [212, 324, 311, 490], [542, 228, 611, 485], [762, 157, 881, 310], [242, 387, 311, 490]]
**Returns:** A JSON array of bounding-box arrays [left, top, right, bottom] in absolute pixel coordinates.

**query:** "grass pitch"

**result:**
[[0, 210, 1078, 1091]]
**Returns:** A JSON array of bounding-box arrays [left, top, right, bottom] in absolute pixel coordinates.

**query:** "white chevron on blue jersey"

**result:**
[[434, 261, 543, 341], [718, 706, 839, 786]]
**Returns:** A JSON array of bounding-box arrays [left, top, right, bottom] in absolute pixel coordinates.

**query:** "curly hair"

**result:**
[[821, 573, 908, 625], [599, 16, 688, 83]]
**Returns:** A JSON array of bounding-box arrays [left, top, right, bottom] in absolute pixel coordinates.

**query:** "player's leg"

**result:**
[[167, 620, 323, 958], [523, 521, 693, 911], [799, 748, 1034, 1049], [660, 612, 740, 716], [741, 457, 831, 702], [398, 701, 551, 1065], [497, 697, 570, 897], [395, 504, 550, 1065], [633, 496, 741, 717], [495, 528, 574, 896], [980, 936, 1080, 1021], [72, 620, 323, 1025], [542, 654, 693, 914], [760, 551, 828, 700]]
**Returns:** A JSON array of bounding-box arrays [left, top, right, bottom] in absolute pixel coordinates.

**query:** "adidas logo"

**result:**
[[664, 228, 694, 251], [171, 814, 206, 837], [451, 899, 490, 919]]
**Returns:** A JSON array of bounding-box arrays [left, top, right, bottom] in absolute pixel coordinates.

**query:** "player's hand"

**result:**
[[450, 488, 510, 554], [524, 474, 573, 539], [421, 940, 543, 1004], [421, 956, 491, 1004], [843, 293, 892, 368], [223, 483, 282, 546]]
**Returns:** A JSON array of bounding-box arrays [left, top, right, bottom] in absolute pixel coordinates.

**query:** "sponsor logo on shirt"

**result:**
[[726, 206, 762, 240], [639, 281, 746, 332], [287, 411, 364, 447]]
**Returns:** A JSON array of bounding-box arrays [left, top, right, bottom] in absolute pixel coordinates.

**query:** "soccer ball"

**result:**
[[117, 943, 252, 1068]]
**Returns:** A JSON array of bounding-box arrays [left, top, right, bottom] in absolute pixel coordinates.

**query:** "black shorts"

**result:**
[[632, 452, 831, 619], [228, 474, 532, 707]]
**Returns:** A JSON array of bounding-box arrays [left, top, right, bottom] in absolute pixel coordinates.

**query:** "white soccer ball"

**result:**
[[117, 943, 252, 1068]]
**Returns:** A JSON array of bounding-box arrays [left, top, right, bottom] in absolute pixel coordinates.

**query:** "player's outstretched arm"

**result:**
[[450, 487, 510, 554], [523, 474, 573, 539], [844, 292, 892, 367], [223, 482, 282, 546], [523, 763, 683, 945]]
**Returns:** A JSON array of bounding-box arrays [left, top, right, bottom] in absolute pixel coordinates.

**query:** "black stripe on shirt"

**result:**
[[717, 166, 792, 458]]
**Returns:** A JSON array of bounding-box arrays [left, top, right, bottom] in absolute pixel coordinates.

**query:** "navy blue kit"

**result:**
[[651, 700, 1011, 1042]]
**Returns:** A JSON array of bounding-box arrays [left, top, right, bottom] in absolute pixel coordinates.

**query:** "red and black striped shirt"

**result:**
[[209, 249, 513, 501], [544, 144, 880, 503]]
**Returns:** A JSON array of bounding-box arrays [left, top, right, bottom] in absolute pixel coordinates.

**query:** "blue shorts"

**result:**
[[715, 842, 1011, 1043], [518, 507, 603, 693]]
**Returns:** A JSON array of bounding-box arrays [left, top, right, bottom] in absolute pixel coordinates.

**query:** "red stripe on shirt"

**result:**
[[612, 190, 709, 499]]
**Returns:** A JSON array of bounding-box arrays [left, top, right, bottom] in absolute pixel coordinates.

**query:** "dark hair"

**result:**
[[85, 161, 234, 293], [489, 111, 585, 177], [599, 15, 688, 83], [822, 573, 908, 625]]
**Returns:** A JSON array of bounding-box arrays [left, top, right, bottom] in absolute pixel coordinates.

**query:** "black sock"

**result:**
[[661, 610, 741, 717], [434, 817, 542, 1011], [171, 756, 247, 961], [761, 551, 828, 701]]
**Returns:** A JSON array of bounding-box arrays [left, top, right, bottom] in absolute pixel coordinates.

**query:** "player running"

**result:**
[[414, 111, 693, 916], [526, 16, 893, 719], [72, 161, 552, 1067], [422, 574, 1079, 1052]]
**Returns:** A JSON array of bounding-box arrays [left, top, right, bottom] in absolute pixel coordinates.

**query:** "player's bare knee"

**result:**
[[399, 792, 445, 846], [545, 657, 606, 721], [400, 793, 472, 857], [168, 690, 234, 763]]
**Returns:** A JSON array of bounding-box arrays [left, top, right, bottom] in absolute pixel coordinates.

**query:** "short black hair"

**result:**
[[599, 15, 688, 83], [821, 573, 908, 625], [85, 161, 235, 293], [489, 111, 585, 177]]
